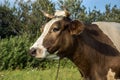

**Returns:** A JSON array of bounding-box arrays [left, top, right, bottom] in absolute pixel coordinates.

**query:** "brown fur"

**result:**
[[33, 17, 120, 80], [66, 24, 120, 80]]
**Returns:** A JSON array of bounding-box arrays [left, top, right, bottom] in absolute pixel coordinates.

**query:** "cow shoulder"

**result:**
[[92, 22, 120, 52], [83, 23, 120, 56]]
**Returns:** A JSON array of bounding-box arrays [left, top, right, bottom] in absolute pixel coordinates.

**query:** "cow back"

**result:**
[[92, 22, 120, 52]]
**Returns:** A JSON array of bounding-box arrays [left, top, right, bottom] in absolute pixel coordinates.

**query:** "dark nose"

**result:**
[[29, 48, 37, 57]]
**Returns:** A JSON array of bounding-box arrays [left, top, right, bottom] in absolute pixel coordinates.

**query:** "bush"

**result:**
[[0, 34, 37, 70], [0, 34, 75, 70]]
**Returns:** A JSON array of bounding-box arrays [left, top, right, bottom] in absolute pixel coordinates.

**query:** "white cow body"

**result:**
[[92, 22, 120, 52]]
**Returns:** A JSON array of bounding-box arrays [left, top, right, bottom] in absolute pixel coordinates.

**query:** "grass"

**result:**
[[0, 68, 83, 80]]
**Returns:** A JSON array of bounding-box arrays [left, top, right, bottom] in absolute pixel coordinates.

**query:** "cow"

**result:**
[[29, 10, 120, 80]]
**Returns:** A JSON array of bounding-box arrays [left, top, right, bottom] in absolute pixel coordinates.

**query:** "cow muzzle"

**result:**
[[29, 47, 60, 59], [29, 47, 49, 58]]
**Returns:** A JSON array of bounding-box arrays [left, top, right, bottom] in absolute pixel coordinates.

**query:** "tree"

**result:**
[[98, 4, 120, 22], [0, 0, 55, 38], [0, 1, 21, 38], [57, 0, 87, 21], [30, 0, 55, 34], [15, 0, 55, 35], [86, 7, 103, 23]]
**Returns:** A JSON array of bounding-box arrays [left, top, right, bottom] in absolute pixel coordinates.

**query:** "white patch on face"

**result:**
[[107, 68, 116, 80], [92, 22, 120, 52], [30, 18, 62, 58]]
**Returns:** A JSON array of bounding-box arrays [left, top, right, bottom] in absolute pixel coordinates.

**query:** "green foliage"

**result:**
[[0, 2, 21, 38], [86, 8, 103, 23], [0, 0, 55, 38], [0, 34, 32, 70], [104, 4, 120, 22]]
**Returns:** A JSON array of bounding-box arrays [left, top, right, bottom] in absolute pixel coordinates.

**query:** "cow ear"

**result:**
[[69, 20, 84, 35]]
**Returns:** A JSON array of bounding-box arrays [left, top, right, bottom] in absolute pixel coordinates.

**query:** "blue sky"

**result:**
[[0, 0, 120, 12], [82, 0, 120, 12]]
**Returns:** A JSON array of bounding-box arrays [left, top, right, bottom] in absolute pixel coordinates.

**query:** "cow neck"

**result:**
[[66, 34, 91, 77]]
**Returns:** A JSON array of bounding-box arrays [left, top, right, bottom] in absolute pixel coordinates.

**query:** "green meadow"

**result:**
[[0, 68, 83, 80]]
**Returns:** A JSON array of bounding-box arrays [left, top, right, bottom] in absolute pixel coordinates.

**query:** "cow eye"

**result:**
[[53, 27, 59, 32]]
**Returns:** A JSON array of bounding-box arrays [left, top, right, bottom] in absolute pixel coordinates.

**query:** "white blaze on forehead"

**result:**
[[30, 18, 62, 58], [92, 22, 120, 52], [31, 18, 62, 49]]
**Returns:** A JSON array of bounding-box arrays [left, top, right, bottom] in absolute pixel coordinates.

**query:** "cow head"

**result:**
[[29, 10, 84, 59]]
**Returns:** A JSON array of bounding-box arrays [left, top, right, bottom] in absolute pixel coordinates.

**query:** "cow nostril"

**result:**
[[29, 48, 37, 56]]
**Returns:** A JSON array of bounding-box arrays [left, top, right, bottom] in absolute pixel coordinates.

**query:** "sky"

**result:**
[[82, 0, 120, 12], [0, 0, 120, 12]]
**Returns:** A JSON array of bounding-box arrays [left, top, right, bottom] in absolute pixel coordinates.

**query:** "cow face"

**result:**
[[29, 11, 84, 59]]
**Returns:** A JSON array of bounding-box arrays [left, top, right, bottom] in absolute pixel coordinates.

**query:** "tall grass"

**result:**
[[0, 68, 83, 80]]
